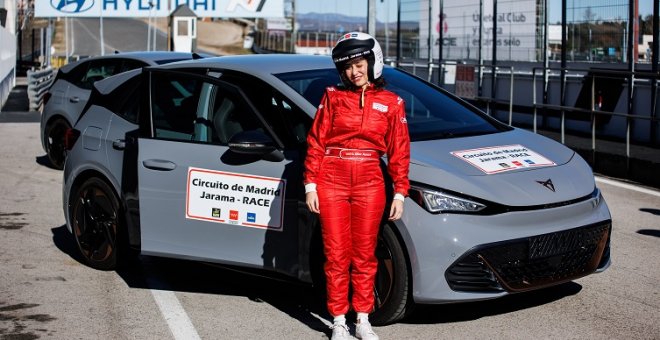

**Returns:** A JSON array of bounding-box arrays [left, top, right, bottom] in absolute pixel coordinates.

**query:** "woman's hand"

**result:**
[[389, 200, 404, 220], [306, 192, 320, 213]]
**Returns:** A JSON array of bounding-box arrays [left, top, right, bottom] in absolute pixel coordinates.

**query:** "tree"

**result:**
[[639, 14, 653, 35]]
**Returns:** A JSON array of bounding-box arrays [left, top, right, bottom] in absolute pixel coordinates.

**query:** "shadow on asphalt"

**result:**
[[116, 255, 332, 333], [637, 229, 660, 238], [36, 155, 58, 170], [403, 282, 582, 324], [51, 225, 87, 266], [50, 224, 331, 333], [639, 208, 660, 216], [51, 224, 584, 332]]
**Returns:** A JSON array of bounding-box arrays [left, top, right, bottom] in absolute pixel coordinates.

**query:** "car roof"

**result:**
[[58, 51, 201, 73], [153, 54, 336, 77]]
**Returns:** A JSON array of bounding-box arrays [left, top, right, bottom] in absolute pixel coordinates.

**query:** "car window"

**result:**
[[384, 68, 511, 140], [115, 76, 142, 124], [269, 95, 311, 146], [119, 59, 147, 73], [64, 61, 91, 86], [275, 69, 341, 108], [275, 68, 511, 142], [75, 60, 121, 90], [150, 72, 201, 141], [214, 71, 312, 148], [150, 71, 268, 145], [203, 84, 265, 145]]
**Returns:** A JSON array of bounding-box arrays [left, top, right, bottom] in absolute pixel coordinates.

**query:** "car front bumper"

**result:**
[[398, 188, 612, 304]]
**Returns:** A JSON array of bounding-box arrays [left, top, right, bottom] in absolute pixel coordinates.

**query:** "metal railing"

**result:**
[[27, 67, 55, 111], [532, 66, 660, 158], [395, 60, 659, 156], [469, 64, 515, 125]]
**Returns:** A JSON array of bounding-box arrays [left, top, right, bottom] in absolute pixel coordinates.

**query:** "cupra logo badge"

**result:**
[[51, 0, 95, 13], [536, 179, 556, 192]]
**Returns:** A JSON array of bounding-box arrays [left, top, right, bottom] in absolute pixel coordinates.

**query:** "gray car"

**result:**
[[62, 54, 611, 325], [40, 51, 203, 169]]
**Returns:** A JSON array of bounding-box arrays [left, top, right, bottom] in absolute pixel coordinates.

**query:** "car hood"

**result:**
[[409, 128, 595, 206]]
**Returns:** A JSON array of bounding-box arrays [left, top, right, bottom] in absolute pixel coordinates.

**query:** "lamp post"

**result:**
[[99, 2, 105, 55], [151, 2, 157, 51], [396, 0, 401, 65], [147, 2, 153, 51]]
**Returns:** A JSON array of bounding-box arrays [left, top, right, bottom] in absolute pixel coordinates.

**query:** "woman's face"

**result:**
[[343, 58, 369, 88]]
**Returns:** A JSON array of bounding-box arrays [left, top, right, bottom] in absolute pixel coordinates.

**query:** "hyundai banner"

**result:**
[[36, 0, 284, 18]]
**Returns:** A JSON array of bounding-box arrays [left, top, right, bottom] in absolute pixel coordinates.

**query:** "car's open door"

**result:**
[[136, 69, 302, 274]]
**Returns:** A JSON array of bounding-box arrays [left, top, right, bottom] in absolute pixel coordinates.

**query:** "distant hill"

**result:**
[[297, 12, 418, 33]]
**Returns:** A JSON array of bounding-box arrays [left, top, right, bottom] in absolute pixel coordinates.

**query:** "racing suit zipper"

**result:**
[[358, 87, 368, 149]]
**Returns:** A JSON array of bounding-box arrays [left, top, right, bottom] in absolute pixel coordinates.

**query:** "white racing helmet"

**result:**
[[331, 32, 384, 84]]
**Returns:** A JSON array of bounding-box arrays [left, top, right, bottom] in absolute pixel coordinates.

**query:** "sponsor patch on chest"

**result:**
[[372, 102, 389, 112]]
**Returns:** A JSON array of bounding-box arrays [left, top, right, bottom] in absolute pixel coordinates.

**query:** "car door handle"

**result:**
[[69, 96, 80, 103], [112, 139, 125, 150], [142, 159, 177, 171]]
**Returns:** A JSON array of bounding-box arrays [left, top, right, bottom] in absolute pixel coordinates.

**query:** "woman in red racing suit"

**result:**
[[304, 32, 410, 340]]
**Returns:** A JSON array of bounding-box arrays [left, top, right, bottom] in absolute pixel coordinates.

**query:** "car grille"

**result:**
[[446, 221, 611, 293]]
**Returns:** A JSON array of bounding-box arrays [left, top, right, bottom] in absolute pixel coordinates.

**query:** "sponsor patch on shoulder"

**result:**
[[400, 117, 407, 123], [372, 102, 388, 112], [397, 96, 403, 105]]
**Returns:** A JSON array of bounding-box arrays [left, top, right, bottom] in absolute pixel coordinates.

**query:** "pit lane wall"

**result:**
[[0, 1, 17, 110]]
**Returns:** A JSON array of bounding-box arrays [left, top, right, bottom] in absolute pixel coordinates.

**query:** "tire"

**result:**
[[44, 118, 70, 170], [370, 223, 414, 325], [70, 177, 123, 270]]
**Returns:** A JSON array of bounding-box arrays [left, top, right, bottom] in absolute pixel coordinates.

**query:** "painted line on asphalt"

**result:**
[[596, 176, 660, 198], [310, 312, 333, 328], [150, 289, 202, 340]]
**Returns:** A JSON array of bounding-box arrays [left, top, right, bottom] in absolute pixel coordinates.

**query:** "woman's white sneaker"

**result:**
[[330, 323, 351, 340], [355, 321, 379, 340]]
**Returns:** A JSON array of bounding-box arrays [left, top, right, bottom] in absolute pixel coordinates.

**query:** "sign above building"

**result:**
[[36, 0, 283, 18], [419, 0, 538, 61]]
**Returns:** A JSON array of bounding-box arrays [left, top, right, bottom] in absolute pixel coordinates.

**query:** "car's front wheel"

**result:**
[[370, 223, 414, 325], [44, 118, 70, 170], [70, 177, 121, 270]]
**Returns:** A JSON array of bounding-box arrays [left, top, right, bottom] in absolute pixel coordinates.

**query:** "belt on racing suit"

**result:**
[[324, 147, 381, 161]]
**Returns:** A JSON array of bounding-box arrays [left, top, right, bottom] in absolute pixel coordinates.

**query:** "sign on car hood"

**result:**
[[410, 128, 573, 176], [408, 128, 594, 206]]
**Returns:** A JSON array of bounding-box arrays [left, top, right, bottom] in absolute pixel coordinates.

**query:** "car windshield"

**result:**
[[275, 68, 510, 141]]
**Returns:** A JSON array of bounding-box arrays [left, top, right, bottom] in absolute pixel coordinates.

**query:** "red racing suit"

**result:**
[[304, 84, 410, 316]]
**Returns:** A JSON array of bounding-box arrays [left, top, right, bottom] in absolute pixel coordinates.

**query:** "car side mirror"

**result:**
[[228, 130, 284, 162]]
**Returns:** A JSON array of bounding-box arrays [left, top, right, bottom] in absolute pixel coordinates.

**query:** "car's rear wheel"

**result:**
[[45, 118, 70, 170], [370, 223, 414, 325], [70, 177, 121, 270]]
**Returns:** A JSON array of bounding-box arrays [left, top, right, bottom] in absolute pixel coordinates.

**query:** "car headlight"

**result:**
[[409, 186, 486, 214]]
